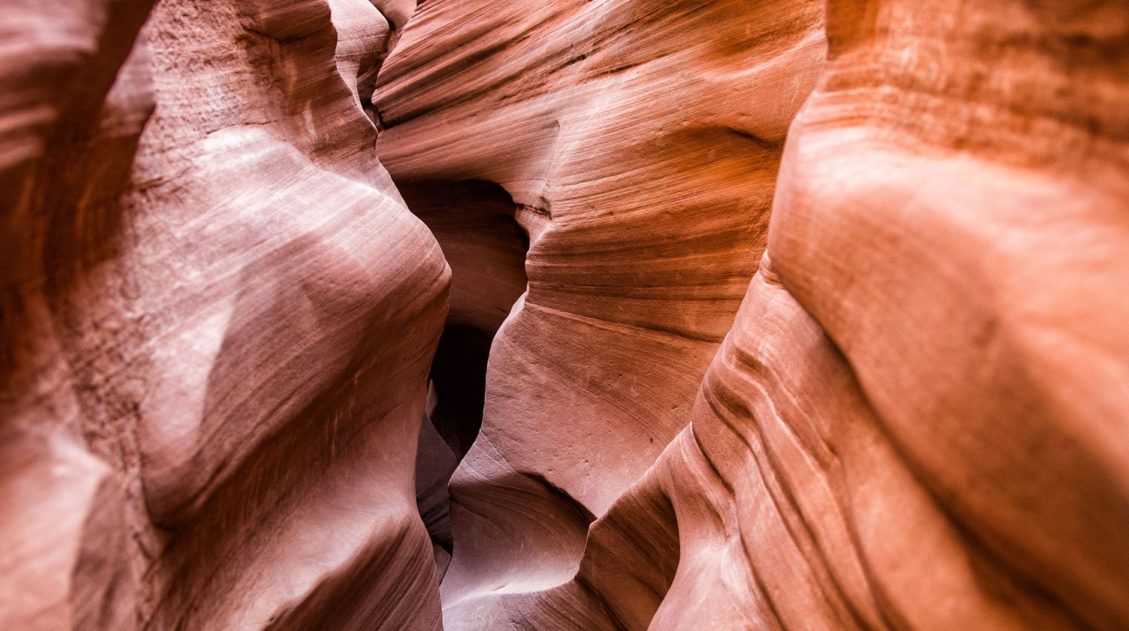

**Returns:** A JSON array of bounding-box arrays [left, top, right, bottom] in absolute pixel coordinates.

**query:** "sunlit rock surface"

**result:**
[[2, 1, 447, 629], [377, 0, 1129, 628], [2, 0, 1128, 629]]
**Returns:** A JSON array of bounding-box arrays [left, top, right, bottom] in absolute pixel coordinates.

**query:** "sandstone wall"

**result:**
[[2, 0, 1127, 629], [376, 0, 1129, 628], [2, 1, 447, 628]]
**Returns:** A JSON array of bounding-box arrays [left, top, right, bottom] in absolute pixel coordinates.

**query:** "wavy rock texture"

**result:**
[[1, 2, 156, 628], [756, 1, 1129, 626], [2, 0, 448, 629], [373, 1, 828, 626], [375, 0, 1129, 629], [3, 0, 1129, 630]]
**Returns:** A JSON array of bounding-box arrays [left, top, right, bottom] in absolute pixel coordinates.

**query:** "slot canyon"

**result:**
[[2, 0, 1128, 629]]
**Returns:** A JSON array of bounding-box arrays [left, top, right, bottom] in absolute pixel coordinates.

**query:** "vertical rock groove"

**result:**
[[405, 179, 530, 576]]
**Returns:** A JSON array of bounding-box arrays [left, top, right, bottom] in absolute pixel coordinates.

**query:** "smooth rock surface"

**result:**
[[376, 0, 1129, 629], [374, 2, 828, 625], [2, 1, 448, 629], [2, 0, 1128, 629]]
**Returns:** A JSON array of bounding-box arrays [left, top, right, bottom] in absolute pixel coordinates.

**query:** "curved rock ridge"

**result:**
[[762, 1, 1129, 626], [1, 2, 158, 628], [375, 0, 1129, 629], [373, 1, 828, 626], [3, 0, 449, 628], [2, 0, 1129, 629]]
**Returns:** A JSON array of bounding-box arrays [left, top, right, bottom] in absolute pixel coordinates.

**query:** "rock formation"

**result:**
[[373, 1, 827, 627], [2, 0, 1127, 629], [2, 0, 447, 628]]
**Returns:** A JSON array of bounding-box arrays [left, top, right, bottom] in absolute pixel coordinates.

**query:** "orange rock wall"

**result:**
[[377, 0, 1129, 628], [2, 0, 1127, 629]]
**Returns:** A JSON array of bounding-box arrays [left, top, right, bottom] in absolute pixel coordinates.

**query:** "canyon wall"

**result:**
[[2, 0, 1128, 630], [2, 0, 447, 628]]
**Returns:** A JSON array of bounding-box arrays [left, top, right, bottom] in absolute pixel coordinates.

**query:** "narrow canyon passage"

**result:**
[[401, 180, 529, 575], [2, 0, 1129, 630]]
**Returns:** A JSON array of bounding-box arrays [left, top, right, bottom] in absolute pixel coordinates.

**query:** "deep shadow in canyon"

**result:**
[[403, 180, 529, 574]]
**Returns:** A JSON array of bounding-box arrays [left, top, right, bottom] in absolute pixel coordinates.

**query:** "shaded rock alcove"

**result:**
[[404, 180, 530, 576]]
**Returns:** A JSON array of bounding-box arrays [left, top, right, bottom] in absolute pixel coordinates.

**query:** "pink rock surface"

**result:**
[[3, 1, 447, 628], [376, 0, 1129, 628], [3, 0, 1128, 629], [373, 2, 827, 625]]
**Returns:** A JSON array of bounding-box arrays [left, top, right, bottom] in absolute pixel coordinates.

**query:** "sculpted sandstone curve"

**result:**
[[3, 1, 447, 628], [373, 2, 827, 624], [2, 1, 1127, 630]]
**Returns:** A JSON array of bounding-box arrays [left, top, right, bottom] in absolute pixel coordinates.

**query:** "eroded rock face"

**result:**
[[757, 2, 1129, 625], [376, 0, 1129, 629], [3, 0, 1128, 629], [2, 0, 447, 629], [373, 2, 828, 625]]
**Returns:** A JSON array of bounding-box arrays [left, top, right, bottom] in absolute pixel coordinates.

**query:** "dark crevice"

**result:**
[[359, 2, 416, 129], [398, 180, 529, 573], [427, 324, 493, 457]]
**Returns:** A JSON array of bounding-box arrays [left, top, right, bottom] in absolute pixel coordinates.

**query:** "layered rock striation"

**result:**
[[2, 0, 1128, 629], [3, 0, 447, 628], [376, 0, 1129, 628], [372, 0, 828, 627]]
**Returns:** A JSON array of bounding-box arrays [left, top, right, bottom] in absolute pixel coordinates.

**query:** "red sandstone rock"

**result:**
[[373, 0, 827, 626], [3, 0, 1128, 629], [374, 0, 828, 624], [3, 1, 446, 629], [377, 0, 1129, 629]]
